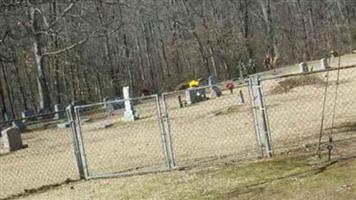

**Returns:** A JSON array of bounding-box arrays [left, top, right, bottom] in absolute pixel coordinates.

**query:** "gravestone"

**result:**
[[1, 127, 23, 153], [210, 86, 222, 98], [122, 86, 138, 122], [37, 108, 51, 120], [103, 97, 109, 109], [299, 62, 309, 73], [176, 95, 183, 108], [320, 58, 330, 70], [199, 78, 209, 87], [12, 121, 26, 132], [238, 90, 245, 104], [3, 112, 13, 121], [208, 75, 222, 98], [208, 75, 219, 86], [106, 97, 124, 114], [21, 109, 35, 123], [186, 88, 207, 105], [53, 104, 65, 120]]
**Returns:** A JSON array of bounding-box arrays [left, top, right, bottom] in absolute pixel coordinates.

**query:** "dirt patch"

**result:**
[[271, 75, 326, 94]]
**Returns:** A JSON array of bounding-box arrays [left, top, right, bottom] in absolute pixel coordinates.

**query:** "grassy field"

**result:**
[[17, 149, 356, 200], [1, 54, 356, 199]]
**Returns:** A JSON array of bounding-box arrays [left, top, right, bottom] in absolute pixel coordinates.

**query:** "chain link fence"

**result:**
[[162, 84, 259, 167], [0, 112, 79, 199], [2, 65, 356, 199], [261, 65, 356, 158], [73, 95, 169, 179]]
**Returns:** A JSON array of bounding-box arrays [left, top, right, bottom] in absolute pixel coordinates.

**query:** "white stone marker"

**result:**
[[53, 104, 64, 120], [299, 62, 309, 73], [320, 58, 330, 70], [122, 86, 137, 122]]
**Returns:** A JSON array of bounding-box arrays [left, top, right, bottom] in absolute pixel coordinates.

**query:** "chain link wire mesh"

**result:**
[[261, 65, 356, 158], [0, 112, 79, 199], [2, 65, 356, 199], [322, 66, 356, 158], [162, 83, 259, 168], [75, 95, 168, 178]]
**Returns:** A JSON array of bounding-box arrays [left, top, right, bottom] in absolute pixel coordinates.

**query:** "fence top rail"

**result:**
[[255, 64, 356, 81], [0, 110, 66, 126], [161, 82, 249, 97], [74, 94, 159, 110]]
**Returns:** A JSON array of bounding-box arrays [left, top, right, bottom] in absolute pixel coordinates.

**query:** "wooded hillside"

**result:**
[[0, 0, 355, 119]]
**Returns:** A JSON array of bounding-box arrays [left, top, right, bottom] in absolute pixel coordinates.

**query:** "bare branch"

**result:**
[[48, 0, 80, 29], [42, 29, 99, 56], [0, 30, 10, 44], [42, 37, 88, 56]]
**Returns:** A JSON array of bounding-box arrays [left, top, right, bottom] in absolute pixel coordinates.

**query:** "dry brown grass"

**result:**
[[17, 150, 356, 200]]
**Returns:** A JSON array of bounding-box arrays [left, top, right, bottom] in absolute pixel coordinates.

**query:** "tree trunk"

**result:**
[[0, 61, 15, 118], [95, 0, 119, 96], [0, 60, 9, 121], [193, 32, 211, 76], [297, 0, 311, 61], [239, 0, 253, 60], [136, 36, 146, 83], [259, 0, 279, 68], [12, 61, 28, 110], [31, 8, 51, 110]]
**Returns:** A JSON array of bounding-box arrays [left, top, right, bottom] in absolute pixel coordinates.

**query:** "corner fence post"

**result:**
[[155, 95, 172, 169], [248, 78, 263, 159], [161, 94, 176, 169], [255, 77, 273, 158], [66, 105, 85, 179]]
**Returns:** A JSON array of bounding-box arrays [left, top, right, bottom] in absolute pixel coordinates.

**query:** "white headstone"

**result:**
[[1, 127, 23, 153], [21, 111, 28, 123], [320, 58, 330, 70], [299, 62, 309, 73], [4, 112, 12, 121], [122, 86, 137, 122], [54, 104, 64, 120], [103, 97, 109, 109]]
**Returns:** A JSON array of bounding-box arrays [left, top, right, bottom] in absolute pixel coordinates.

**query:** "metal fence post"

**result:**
[[155, 95, 173, 169], [161, 94, 176, 169], [255, 77, 273, 158], [74, 106, 90, 179], [247, 78, 264, 158], [66, 105, 85, 179]]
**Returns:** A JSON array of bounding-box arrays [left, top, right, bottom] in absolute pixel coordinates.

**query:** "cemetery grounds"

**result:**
[[1, 54, 356, 199]]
